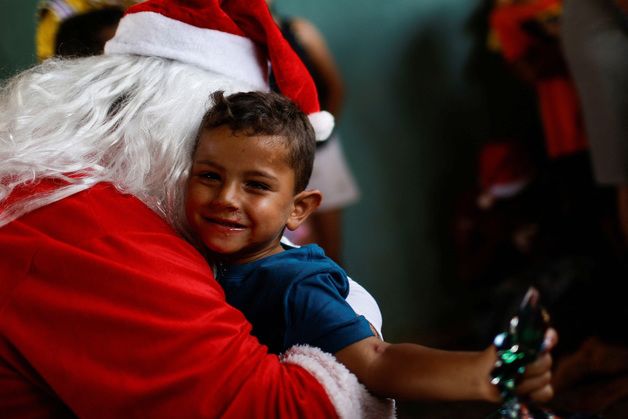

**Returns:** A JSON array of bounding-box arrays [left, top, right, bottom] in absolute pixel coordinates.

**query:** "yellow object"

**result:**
[[35, 0, 139, 61], [487, 29, 502, 52]]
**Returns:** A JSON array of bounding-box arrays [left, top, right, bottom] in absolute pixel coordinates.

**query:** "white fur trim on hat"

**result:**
[[104, 11, 269, 91], [308, 110, 334, 142], [282, 345, 396, 418]]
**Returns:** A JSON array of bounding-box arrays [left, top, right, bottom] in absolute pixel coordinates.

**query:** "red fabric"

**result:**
[[128, 0, 245, 36], [479, 141, 532, 190], [126, 0, 321, 115], [489, 0, 561, 62], [0, 183, 337, 418], [489, 0, 588, 158], [536, 77, 588, 158]]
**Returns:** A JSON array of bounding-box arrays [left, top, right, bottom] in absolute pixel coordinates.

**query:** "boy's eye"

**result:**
[[199, 171, 220, 181], [246, 181, 271, 191]]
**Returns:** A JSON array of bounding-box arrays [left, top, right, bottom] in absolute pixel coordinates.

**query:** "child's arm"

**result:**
[[334, 329, 557, 402]]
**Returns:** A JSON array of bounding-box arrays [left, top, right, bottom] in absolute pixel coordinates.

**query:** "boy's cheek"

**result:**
[[185, 184, 207, 206], [184, 195, 201, 226]]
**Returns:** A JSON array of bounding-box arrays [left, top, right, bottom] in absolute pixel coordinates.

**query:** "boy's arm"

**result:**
[[334, 330, 556, 402], [335, 337, 498, 401]]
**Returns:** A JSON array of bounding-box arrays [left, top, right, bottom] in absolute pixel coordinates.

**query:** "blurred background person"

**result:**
[[268, 0, 360, 264], [36, 0, 137, 61], [488, 0, 587, 160], [561, 0, 628, 246]]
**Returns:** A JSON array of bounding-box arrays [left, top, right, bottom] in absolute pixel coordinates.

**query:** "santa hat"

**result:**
[[477, 140, 534, 208], [104, 0, 334, 141]]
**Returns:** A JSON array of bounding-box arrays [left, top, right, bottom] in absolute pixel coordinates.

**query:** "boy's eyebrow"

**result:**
[[193, 159, 219, 167], [193, 160, 280, 182], [243, 170, 279, 181]]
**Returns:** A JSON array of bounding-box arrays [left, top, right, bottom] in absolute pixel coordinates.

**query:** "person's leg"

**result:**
[[301, 135, 360, 263], [309, 208, 343, 264]]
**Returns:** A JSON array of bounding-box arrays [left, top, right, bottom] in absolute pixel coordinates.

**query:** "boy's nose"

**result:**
[[213, 183, 240, 208]]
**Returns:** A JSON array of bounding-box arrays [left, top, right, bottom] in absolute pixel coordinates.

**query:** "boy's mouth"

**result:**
[[204, 216, 246, 230]]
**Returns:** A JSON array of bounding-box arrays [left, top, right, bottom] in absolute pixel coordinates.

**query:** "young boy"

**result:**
[[185, 91, 556, 402]]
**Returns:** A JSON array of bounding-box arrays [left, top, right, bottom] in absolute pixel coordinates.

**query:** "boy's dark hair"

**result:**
[[199, 91, 316, 193]]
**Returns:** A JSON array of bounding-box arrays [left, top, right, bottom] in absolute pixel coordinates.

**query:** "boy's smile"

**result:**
[[186, 125, 300, 265]]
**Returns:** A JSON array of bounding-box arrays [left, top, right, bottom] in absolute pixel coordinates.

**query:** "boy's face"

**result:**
[[186, 125, 309, 264]]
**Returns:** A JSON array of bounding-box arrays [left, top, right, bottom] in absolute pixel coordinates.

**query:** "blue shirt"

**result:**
[[217, 244, 374, 354]]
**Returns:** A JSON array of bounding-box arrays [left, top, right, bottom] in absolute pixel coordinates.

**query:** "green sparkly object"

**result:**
[[490, 287, 552, 419]]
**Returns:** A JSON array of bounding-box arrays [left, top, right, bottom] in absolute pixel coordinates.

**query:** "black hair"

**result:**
[[199, 91, 316, 193], [55, 7, 124, 57]]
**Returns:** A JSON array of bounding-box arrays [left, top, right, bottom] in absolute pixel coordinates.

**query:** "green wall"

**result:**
[[0, 0, 496, 343], [275, 0, 491, 341], [0, 0, 39, 79]]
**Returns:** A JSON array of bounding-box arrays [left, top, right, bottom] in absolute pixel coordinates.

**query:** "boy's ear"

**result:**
[[286, 189, 322, 231]]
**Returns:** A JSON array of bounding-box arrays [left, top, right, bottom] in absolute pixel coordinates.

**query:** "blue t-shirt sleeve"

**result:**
[[284, 272, 374, 354]]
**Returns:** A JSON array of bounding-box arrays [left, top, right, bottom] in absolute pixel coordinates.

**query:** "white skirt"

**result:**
[[308, 134, 360, 211]]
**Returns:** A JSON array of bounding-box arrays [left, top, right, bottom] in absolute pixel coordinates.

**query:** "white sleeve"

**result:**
[[346, 277, 383, 339]]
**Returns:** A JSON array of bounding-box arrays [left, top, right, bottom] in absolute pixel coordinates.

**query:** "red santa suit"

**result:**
[[0, 182, 392, 417]]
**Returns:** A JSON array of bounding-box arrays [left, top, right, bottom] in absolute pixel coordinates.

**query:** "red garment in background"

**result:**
[[0, 182, 337, 418], [536, 77, 587, 157], [490, 0, 588, 158]]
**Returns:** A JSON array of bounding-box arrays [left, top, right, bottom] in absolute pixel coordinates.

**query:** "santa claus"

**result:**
[[0, 0, 391, 417]]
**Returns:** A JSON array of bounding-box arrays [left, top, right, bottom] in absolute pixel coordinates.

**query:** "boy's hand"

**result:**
[[514, 328, 558, 402]]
